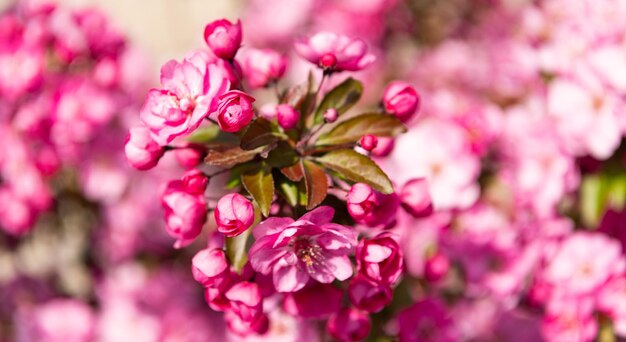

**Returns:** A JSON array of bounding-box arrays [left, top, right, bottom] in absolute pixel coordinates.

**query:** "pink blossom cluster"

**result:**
[[0, 2, 215, 341], [231, 0, 626, 341]]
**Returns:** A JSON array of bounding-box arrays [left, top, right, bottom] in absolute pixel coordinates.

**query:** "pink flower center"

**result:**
[[179, 97, 195, 113], [320, 53, 337, 69], [294, 238, 324, 268]]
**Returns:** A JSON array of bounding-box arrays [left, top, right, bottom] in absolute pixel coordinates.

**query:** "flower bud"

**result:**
[[276, 104, 300, 130], [327, 308, 371, 342], [424, 251, 450, 282], [323, 108, 338, 123], [225, 281, 264, 322], [320, 53, 338, 69], [181, 169, 208, 195], [383, 81, 420, 123], [348, 275, 393, 313], [192, 248, 229, 287], [225, 311, 269, 336], [203, 19, 242, 60], [370, 137, 394, 157], [124, 126, 164, 170], [359, 135, 378, 151], [356, 233, 403, 285], [161, 180, 207, 248], [174, 143, 206, 169], [216, 90, 255, 133], [215, 193, 255, 237], [400, 178, 433, 218], [347, 183, 399, 227]]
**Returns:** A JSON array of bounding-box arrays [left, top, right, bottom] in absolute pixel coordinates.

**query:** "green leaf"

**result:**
[[302, 160, 328, 210], [225, 228, 252, 274], [313, 77, 363, 125], [277, 177, 299, 207], [225, 205, 261, 274], [204, 144, 262, 168], [316, 113, 407, 146], [187, 125, 220, 143], [265, 142, 299, 168], [226, 163, 255, 189], [241, 165, 274, 217], [314, 149, 393, 194], [240, 118, 283, 150]]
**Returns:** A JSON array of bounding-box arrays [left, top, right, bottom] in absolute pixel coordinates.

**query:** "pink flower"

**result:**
[[204, 19, 243, 60], [597, 276, 626, 337], [382, 81, 420, 123], [542, 232, 624, 296], [348, 275, 392, 313], [161, 180, 207, 248], [0, 187, 35, 235], [215, 193, 255, 237], [276, 104, 300, 130], [191, 248, 229, 287], [359, 134, 378, 152], [141, 51, 230, 144], [327, 307, 371, 342], [346, 183, 399, 227], [124, 126, 164, 170], [424, 251, 450, 282], [216, 90, 255, 133], [283, 283, 343, 319], [397, 298, 457, 342], [248, 206, 357, 292], [400, 178, 433, 218], [27, 299, 95, 342], [541, 301, 597, 342], [294, 32, 375, 72], [240, 48, 287, 88], [225, 281, 264, 323], [356, 233, 403, 285]]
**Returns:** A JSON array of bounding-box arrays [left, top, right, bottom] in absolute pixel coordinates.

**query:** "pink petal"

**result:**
[[273, 264, 309, 292], [300, 206, 335, 225], [253, 217, 294, 238]]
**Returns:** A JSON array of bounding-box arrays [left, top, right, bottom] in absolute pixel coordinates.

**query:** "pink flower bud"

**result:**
[[400, 178, 433, 218], [359, 135, 378, 151], [383, 81, 420, 123], [327, 308, 371, 342], [424, 251, 450, 282], [348, 275, 392, 313], [174, 144, 206, 169], [356, 233, 403, 285], [216, 90, 255, 133], [225, 311, 269, 336], [370, 137, 395, 157], [347, 183, 399, 227], [320, 53, 338, 69], [240, 48, 287, 89], [323, 108, 338, 123], [181, 169, 208, 195], [192, 248, 229, 287], [215, 193, 255, 237], [225, 281, 264, 323], [276, 104, 300, 130], [124, 126, 164, 170], [161, 180, 207, 248], [203, 19, 242, 60], [205, 286, 231, 312]]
